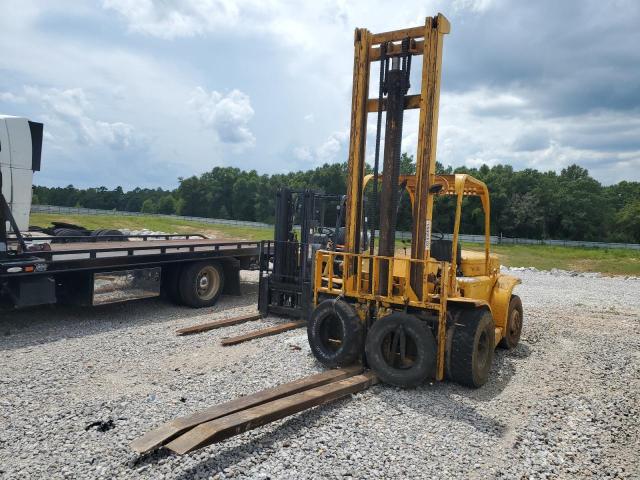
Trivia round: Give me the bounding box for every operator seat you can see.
[430,239,462,272]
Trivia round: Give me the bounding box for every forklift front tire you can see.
[365,313,436,388]
[307,299,363,368]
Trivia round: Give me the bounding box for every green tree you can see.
[140,199,157,214]
[157,195,176,214]
[614,200,640,242]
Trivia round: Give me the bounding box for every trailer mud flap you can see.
[221,259,241,296]
[8,275,56,307]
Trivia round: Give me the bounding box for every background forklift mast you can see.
[258,188,368,319]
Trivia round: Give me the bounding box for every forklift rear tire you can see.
[365,313,436,388]
[178,261,225,308]
[307,299,363,368]
[498,295,523,349]
[447,308,495,388]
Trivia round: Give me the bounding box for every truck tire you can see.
[365,312,436,388]
[52,228,88,242]
[447,308,495,388]
[498,295,523,349]
[178,261,225,308]
[91,229,125,241]
[307,299,363,368]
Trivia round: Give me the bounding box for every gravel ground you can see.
[1,269,638,479]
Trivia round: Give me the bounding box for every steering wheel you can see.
[432,227,445,241]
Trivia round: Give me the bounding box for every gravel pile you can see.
[0,270,638,479]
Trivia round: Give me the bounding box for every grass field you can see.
[462,242,640,276]
[30,213,640,276]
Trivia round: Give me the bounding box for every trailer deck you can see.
[0,233,261,308]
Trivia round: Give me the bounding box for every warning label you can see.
[425,220,432,250]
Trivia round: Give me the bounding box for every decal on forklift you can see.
[425,220,432,249]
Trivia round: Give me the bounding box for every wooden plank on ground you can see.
[176,313,262,336]
[129,366,362,454]
[166,372,378,454]
[220,321,305,346]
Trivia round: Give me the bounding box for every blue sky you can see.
[1,0,639,189]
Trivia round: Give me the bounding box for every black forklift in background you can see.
[258,188,369,319]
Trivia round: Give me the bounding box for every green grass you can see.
[462,242,640,276]
[30,213,640,276]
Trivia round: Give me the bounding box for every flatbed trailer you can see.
[0,229,260,309]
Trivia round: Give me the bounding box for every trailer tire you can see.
[498,295,523,349]
[365,313,436,388]
[178,261,225,308]
[447,308,495,388]
[308,299,363,368]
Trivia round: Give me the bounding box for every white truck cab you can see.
[0,115,43,232]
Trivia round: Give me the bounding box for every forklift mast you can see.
[343,14,449,295]
[259,188,351,319]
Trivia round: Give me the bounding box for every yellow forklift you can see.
[131,15,524,455]
[307,14,523,388]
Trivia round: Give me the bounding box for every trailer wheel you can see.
[447,308,495,388]
[178,261,225,308]
[307,299,363,368]
[365,313,436,388]
[498,295,523,349]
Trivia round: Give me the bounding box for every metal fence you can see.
[31,204,640,250]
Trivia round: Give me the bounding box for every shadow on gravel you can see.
[130,399,346,478]
[0,281,259,352]
[469,342,532,402]
[381,384,509,438]
[377,342,533,438]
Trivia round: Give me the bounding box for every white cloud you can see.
[1,0,638,188]
[21,86,137,150]
[452,0,497,13]
[189,87,255,148]
[316,130,348,161]
[102,0,268,39]
[0,92,26,103]
[293,146,312,162]
[292,130,349,166]
[433,87,640,184]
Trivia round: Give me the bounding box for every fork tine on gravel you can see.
[130,366,362,453]
[165,372,378,454]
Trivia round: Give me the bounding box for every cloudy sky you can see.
[1,0,639,189]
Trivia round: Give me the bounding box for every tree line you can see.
[33,155,640,243]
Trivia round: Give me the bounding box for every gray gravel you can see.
[1,269,638,479]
